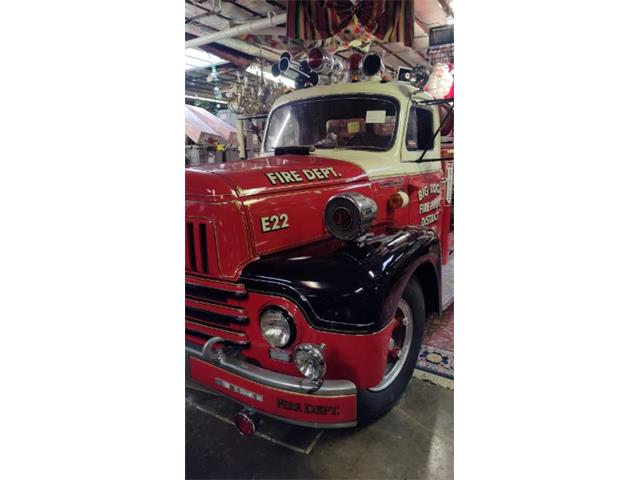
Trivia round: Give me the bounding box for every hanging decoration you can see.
[286,0,414,47]
[226,63,290,116]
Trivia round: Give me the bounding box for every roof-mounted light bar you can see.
[269,50,387,89]
[271,51,319,88]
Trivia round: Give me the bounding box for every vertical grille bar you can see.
[199,223,209,274]
[186,219,215,275]
[192,222,204,273]
[186,222,197,272]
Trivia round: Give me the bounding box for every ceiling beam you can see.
[185,0,232,22]
[227,1,265,18]
[265,0,286,10]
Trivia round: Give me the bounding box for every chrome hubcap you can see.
[368,298,413,392]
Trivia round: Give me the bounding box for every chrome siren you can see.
[360,53,385,78]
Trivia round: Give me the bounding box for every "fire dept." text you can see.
[265,168,341,185]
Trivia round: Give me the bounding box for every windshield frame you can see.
[261,93,401,154]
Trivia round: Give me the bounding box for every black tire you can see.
[357,277,425,425]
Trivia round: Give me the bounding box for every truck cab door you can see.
[402,106,445,240]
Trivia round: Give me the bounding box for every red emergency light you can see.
[346,52,363,82]
[308,47,324,71]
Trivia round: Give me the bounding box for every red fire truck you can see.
[186,54,453,434]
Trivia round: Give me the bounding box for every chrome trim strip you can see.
[186,342,356,396]
[185,274,247,295]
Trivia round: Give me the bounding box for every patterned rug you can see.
[415,304,454,389]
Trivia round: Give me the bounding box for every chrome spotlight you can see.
[409,65,430,89]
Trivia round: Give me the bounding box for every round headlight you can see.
[324,192,377,241]
[294,344,326,381]
[260,307,293,347]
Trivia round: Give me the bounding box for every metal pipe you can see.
[236,118,246,159]
[185,12,287,49]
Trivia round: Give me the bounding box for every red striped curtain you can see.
[287,0,414,46]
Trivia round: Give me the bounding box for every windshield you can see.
[264,95,398,152]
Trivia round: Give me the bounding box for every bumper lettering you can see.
[215,377,264,402]
[276,398,340,416]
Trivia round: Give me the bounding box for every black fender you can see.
[240,226,441,334]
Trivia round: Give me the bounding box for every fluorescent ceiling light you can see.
[246,64,296,88]
[185,48,227,71]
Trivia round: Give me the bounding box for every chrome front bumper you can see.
[185,342,355,396]
[185,342,358,428]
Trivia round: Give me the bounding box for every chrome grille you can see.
[185,274,249,347]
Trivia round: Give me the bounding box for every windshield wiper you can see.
[341,145,388,151]
[312,142,388,151]
[313,143,337,149]
[274,145,316,155]
[313,136,339,149]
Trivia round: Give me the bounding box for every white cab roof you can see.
[271,80,435,109]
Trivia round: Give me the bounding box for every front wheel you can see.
[357,277,425,425]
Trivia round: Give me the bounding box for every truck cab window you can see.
[406,107,434,151]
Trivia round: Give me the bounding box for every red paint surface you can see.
[187,291,396,388]
[186,155,368,200]
[186,155,371,279]
[189,357,357,424]
[186,202,254,280]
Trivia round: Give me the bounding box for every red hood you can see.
[185,155,373,280]
[185,155,369,201]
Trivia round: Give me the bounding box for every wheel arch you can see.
[241,227,442,334]
[412,259,441,317]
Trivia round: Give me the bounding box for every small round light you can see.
[389,191,409,209]
[233,410,258,436]
[308,48,324,70]
[294,344,326,381]
[260,307,293,347]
